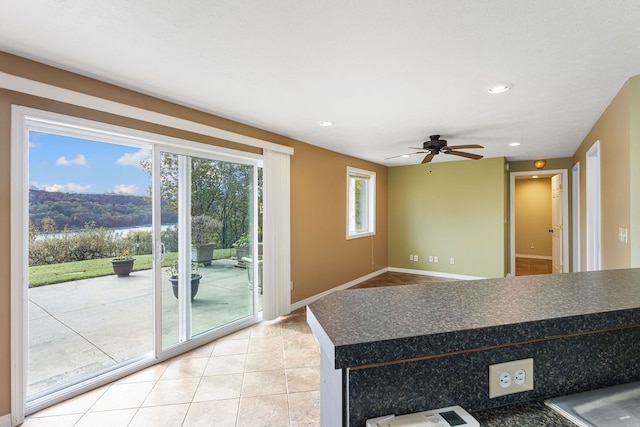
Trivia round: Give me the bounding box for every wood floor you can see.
[351,257,553,291]
[515,257,552,276]
[350,271,457,289]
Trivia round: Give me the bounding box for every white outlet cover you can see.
[489,358,534,398]
[499,372,511,388]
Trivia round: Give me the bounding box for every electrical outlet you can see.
[450,257,455,264]
[433,256,438,263]
[414,255,419,262]
[429,255,434,262]
[489,358,534,398]
[530,242,535,249]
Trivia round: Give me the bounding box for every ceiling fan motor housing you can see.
[423,135,447,152]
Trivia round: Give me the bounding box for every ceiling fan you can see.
[387,135,484,164]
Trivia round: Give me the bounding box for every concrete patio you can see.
[28,258,259,396]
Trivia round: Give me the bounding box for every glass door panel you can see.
[27,131,153,399]
[159,152,181,349]
[159,151,258,348]
[191,157,255,337]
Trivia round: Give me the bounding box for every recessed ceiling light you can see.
[532,175,539,179]
[509,142,521,147]
[487,84,514,94]
[319,121,333,127]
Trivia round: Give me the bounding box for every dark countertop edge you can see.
[329,308,640,368]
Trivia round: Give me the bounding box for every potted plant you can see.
[191,215,218,266]
[167,261,203,300]
[111,250,135,277]
[232,234,251,268]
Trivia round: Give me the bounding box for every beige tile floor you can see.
[24,309,320,427]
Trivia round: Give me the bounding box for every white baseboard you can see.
[388,267,485,281]
[290,267,388,312]
[0,414,11,427]
[515,254,552,260]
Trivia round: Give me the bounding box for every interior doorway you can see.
[510,169,569,276]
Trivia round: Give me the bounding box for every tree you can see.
[148,154,255,249]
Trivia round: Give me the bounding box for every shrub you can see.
[191,215,220,246]
[29,221,116,265]
[161,226,178,252]
[119,230,153,255]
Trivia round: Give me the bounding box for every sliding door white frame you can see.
[10,102,292,423]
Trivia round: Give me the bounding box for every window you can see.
[347,166,376,239]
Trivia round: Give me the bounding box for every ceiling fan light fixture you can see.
[487,83,513,94]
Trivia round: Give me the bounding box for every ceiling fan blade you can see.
[446,150,484,160]
[445,144,484,150]
[384,151,426,160]
[421,153,435,164]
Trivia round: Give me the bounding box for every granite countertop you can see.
[307,269,640,368]
[472,402,574,426]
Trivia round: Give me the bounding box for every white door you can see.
[551,174,563,274]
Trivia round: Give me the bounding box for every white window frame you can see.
[346,166,376,239]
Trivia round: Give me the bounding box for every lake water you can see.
[35,224,173,240]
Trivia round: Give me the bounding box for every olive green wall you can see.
[388,157,506,278]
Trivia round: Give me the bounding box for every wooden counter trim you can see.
[348,323,640,371]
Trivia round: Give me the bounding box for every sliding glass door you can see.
[158,150,259,350]
[15,108,262,415]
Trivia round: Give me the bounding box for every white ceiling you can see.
[2,0,640,166]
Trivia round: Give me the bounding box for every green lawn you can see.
[28,249,234,287]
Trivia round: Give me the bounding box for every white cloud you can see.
[112,184,140,195]
[117,149,151,169]
[56,154,88,167]
[37,183,93,193]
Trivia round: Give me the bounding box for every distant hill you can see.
[29,189,177,231]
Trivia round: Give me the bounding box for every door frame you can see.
[509,169,570,275]
[572,162,581,272]
[586,141,601,271]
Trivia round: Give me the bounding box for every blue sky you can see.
[29,131,152,196]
